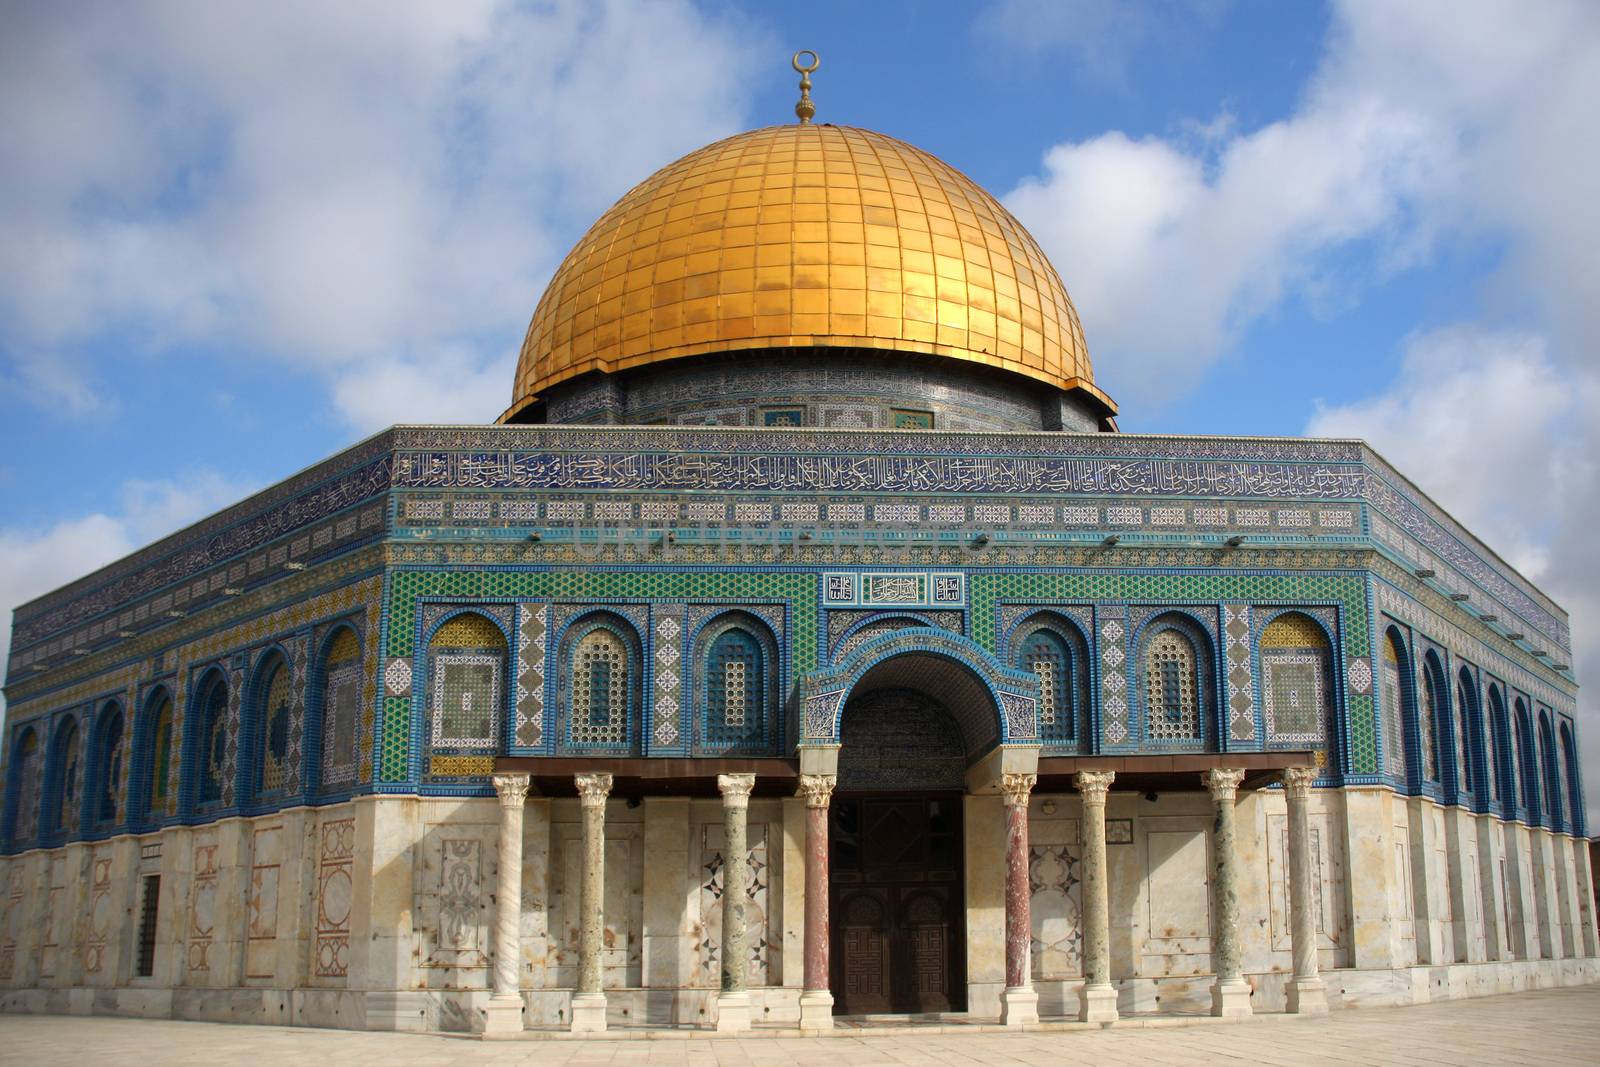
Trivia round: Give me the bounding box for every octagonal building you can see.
[1,105,1594,1034]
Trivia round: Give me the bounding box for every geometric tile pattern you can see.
[1098,610,1129,745]
[652,605,686,749]
[514,603,547,748]
[1223,604,1257,741]
[381,570,817,782]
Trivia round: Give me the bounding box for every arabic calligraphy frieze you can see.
[391,450,1365,499]
[1364,471,1567,650]
[388,425,1367,464]
[12,457,392,650]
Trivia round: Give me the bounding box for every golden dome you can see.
[502,123,1114,422]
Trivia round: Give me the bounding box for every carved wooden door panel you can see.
[830,794,965,1015]
[837,889,892,1014]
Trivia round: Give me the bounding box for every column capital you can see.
[717,773,757,809]
[797,773,836,809]
[1202,767,1246,801]
[492,772,530,810]
[575,772,613,807]
[1073,769,1115,804]
[1281,765,1317,800]
[1000,772,1036,808]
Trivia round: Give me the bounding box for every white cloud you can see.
[0,1,769,428]
[1005,69,1450,406]
[1307,328,1578,577]
[1008,0,1600,822]
[975,0,1229,86]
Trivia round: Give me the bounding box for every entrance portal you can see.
[830,687,967,1015]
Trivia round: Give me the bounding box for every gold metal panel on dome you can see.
[503,123,1114,422]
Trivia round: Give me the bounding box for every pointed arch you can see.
[1136,612,1215,749]
[1418,650,1448,786]
[693,610,780,756]
[1009,610,1091,752]
[1487,683,1510,809]
[136,687,177,824]
[3,725,42,849]
[44,714,84,840]
[184,668,231,813]
[1453,666,1483,806]
[1260,610,1335,749]
[424,610,511,775]
[1380,627,1415,784]
[313,624,364,794]
[245,649,294,804]
[1538,710,1562,832]
[90,701,127,831]
[557,611,644,754]
[1560,721,1584,836]
[1514,698,1539,822]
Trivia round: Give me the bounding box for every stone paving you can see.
[3,985,1598,1066]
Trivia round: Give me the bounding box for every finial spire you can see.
[792,50,819,124]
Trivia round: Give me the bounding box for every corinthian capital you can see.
[492,773,530,810]
[574,772,613,807]
[797,773,836,809]
[1202,767,1247,802]
[1073,769,1115,805]
[999,772,1036,808]
[1281,765,1317,801]
[717,773,757,809]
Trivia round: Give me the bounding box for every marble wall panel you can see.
[548,805,644,989]
[692,817,773,988]
[314,818,355,981]
[244,826,281,981]
[186,834,219,978]
[83,852,113,978]
[1141,819,1212,977]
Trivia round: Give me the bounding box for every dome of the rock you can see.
[501,123,1115,426]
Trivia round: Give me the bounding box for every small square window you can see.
[891,408,934,429]
[762,407,806,427]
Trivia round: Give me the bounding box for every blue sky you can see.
[2,1,1598,815]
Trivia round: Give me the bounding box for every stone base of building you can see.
[1287,975,1329,1014]
[1078,982,1119,1024]
[1212,977,1253,1018]
[999,986,1038,1026]
[569,993,607,1033]
[2,960,1597,1033]
[798,989,834,1030]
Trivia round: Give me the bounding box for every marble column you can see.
[485,772,530,1036]
[1074,770,1118,1024]
[571,772,612,1033]
[1000,772,1039,1025]
[716,773,756,1032]
[1282,767,1328,1014]
[1203,768,1251,1018]
[797,773,836,1030]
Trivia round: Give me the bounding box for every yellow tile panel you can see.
[505,123,1110,421]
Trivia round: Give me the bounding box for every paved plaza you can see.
[3,985,1598,1067]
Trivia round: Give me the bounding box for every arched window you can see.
[1014,616,1090,750]
[565,622,635,750]
[252,655,292,801]
[144,692,175,820]
[5,728,41,847]
[1139,615,1212,746]
[1380,631,1411,780]
[1418,660,1442,784]
[1453,670,1475,800]
[93,704,126,829]
[1488,685,1509,805]
[317,628,362,791]
[1515,700,1539,821]
[194,673,231,808]
[1561,723,1584,836]
[1260,612,1333,748]
[1538,711,1561,831]
[426,612,508,775]
[49,717,83,838]
[700,623,774,753]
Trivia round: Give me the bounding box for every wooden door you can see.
[830,794,964,1015]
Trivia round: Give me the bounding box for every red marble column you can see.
[1000,772,1038,1025]
[798,774,836,1030]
